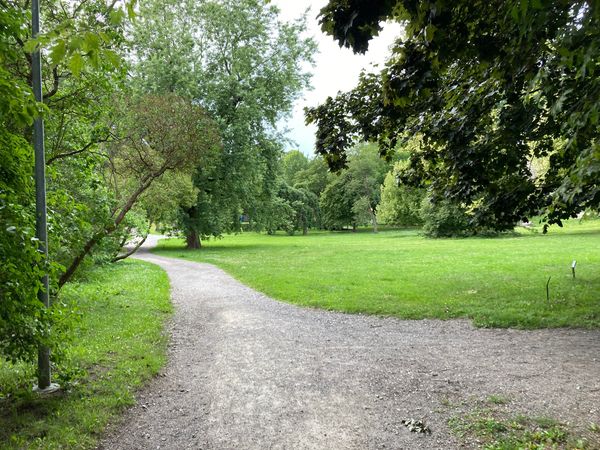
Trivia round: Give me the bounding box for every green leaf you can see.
[69,36,83,51]
[49,39,67,67]
[103,49,122,69]
[127,1,137,19]
[25,104,38,119]
[510,5,520,22]
[520,0,528,18]
[98,32,111,43]
[69,52,84,77]
[109,9,126,26]
[424,25,436,43]
[83,32,101,53]
[23,39,38,53]
[88,50,99,68]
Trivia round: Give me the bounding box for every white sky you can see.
[271,0,401,156]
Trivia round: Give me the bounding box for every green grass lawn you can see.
[153,219,600,329]
[0,259,172,449]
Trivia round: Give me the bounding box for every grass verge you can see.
[152,219,600,329]
[448,401,598,449]
[0,259,172,449]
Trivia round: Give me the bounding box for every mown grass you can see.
[0,259,172,449]
[153,219,600,328]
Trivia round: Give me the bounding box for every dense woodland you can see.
[1,0,599,370]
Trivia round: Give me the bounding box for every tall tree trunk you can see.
[186,230,201,249]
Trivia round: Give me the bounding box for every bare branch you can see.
[47,135,112,164]
[44,66,60,99]
[112,226,151,263]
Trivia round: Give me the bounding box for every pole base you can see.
[33,383,60,395]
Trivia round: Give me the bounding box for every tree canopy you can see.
[306,0,599,230]
[1,0,136,362]
[131,0,316,247]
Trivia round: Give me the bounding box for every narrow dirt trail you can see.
[99,237,600,449]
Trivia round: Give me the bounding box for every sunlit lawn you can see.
[153,219,600,328]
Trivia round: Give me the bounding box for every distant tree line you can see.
[261,138,524,238]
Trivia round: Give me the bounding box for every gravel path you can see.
[99,237,600,449]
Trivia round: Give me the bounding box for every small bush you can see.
[420,197,471,237]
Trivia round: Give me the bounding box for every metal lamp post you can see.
[32,0,59,394]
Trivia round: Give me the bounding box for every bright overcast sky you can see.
[271,0,401,157]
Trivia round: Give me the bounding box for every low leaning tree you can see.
[58,93,220,287]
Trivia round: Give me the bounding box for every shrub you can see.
[420,196,471,237]
[0,131,54,362]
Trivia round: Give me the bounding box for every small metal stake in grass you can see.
[546,276,551,303]
[571,260,577,279]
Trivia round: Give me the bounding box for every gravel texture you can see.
[99,236,600,449]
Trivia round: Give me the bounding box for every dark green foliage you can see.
[0,131,51,362]
[278,183,320,235]
[307,0,600,231]
[252,181,320,235]
[0,4,42,128]
[281,150,310,187]
[420,197,470,238]
[320,173,356,230]
[293,156,332,198]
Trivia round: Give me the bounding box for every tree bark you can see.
[186,230,201,249]
[112,230,149,262]
[371,210,378,233]
[58,231,104,288]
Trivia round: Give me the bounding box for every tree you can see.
[320,173,355,230]
[293,156,332,198]
[345,143,390,232]
[278,182,320,235]
[307,0,600,231]
[58,94,220,286]
[319,143,390,231]
[251,181,320,235]
[2,0,137,277]
[281,150,310,186]
[131,0,316,248]
[1,0,135,363]
[0,130,48,362]
[378,162,425,227]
